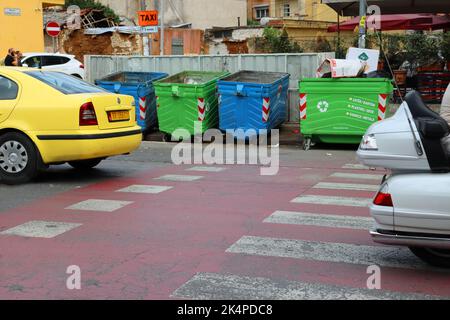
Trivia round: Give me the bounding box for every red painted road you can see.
[1,159,450,299]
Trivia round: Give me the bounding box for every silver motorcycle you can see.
[357,86,450,268]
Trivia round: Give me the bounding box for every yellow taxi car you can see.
[0,67,142,184]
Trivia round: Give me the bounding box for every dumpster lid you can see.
[97,72,167,84]
[221,70,289,84]
[158,71,226,85]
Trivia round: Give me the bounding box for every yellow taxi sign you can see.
[138,10,158,27]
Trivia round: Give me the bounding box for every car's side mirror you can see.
[22,63,28,68]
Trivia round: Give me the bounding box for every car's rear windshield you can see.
[24,71,105,94]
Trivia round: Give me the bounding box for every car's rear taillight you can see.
[79,102,98,126]
[80,64,84,69]
[373,191,393,207]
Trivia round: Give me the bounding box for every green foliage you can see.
[263,27,303,53]
[365,32,445,69]
[441,32,450,60]
[247,20,261,26]
[404,33,441,67]
[65,0,120,24]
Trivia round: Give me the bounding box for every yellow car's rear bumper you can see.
[32,127,143,163]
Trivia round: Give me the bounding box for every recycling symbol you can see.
[317,100,329,113]
[358,52,369,61]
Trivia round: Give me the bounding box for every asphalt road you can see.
[1,141,449,300]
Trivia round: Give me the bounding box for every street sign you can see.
[4,8,21,16]
[141,26,158,34]
[138,10,158,26]
[46,21,61,37]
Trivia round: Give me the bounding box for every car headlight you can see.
[360,134,378,151]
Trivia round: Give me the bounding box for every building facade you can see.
[248,0,271,21]
[0,0,65,56]
[271,0,339,21]
[98,0,247,29]
[248,0,340,22]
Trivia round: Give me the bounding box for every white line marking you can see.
[187,166,226,172]
[117,185,173,194]
[171,272,440,300]
[155,174,203,182]
[342,164,371,170]
[313,182,379,192]
[331,172,384,181]
[264,211,373,230]
[0,221,82,238]
[291,195,372,207]
[226,236,427,269]
[66,199,133,212]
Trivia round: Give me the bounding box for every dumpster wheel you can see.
[302,138,312,151]
[162,133,172,142]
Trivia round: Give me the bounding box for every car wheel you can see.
[409,247,450,268]
[71,74,82,79]
[68,158,102,170]
[0,132,38,185]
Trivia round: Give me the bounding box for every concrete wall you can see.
[150,29,206,55]
[0,0,65,56]
[85,52,335,123]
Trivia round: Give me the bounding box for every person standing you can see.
[4,48,16,66]
[14,51,23,67]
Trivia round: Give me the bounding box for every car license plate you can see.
[108,110,130,122]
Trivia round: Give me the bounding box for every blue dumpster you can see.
[95,71,168,132]
[218,70,290,138]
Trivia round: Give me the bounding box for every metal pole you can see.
[358,0,366,48]
[160,0,165,56]
[140,0,150,56]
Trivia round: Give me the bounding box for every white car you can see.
[21,53,85,79]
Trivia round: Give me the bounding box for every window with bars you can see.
[283,4,290,17]
[255,6,269,20]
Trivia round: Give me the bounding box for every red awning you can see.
[328,14,450,32]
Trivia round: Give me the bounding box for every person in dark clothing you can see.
[4,48,16,66]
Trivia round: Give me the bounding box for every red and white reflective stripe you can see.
[139,97,146,120]
[378,94,387,121]
[198,98,206,122]
[262,97,270,123]
[299,93,307,120]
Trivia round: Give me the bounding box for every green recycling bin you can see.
[154,71,230,137]
[299,78,393,149]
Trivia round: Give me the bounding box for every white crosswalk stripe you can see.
[187,166,226,172]
[226,236,427,269]
[291,195,372,207]
[0,221,82,239]
[172,272,440,300]
[313,182,379,192]
[330,172,384,181]
[66,199,133,212]
[342,163,372,170]
[264,211,373,230]
[117,185,173,194]
[155,174,203,182]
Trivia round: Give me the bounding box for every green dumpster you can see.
[299,78,394,149]
[154,71,230,137]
